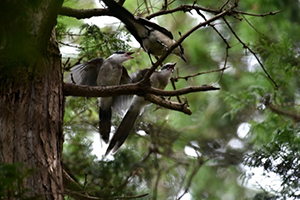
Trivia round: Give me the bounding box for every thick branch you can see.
[64,83,219,97]
[263,94,300,122]
[144,94,192,115]
[64,83,219,115]
[267,103,300,122]
[59,6,112,19]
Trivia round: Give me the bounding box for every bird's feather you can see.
[105,105,140,156]
[99,103,112,144]
[66,57,104,86]
[136,17,173,39]
[102,0,173,47]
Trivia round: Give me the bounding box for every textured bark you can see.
[0,47,64,199]
[0,0,64,199]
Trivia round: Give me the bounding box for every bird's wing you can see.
[112,66,133,113]
[66,57,104,86]
[136,17,174,39]
[130,68,150,83]
[105,104,140,156]
[99,101,112,144]
[102,0,174,47]
[120,66,132,85]
[112,68,150,114]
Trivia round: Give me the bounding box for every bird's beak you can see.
[126,52,134,59]
[181,54,187,62]
[169,62,176,72]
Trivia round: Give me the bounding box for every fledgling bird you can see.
[66,51,134,143]
[101,0,186,63]
[105,62,176,156]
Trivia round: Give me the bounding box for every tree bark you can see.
[0,0,64,199]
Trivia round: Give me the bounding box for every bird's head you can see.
[161,62,176,73]
[110,51,134,63]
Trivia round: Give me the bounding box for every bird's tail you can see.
[99,106,112,143]
[105,106,140,156]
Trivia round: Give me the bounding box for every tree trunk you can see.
[0,0,64,199]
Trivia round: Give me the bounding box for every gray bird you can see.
[105,62,176,155]
[66,51,134,143]
[101,0,186,63]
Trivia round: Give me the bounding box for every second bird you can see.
[105,62,176,155]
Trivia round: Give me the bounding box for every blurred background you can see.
[59,0,300,199]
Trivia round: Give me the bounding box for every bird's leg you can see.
[148,52,155,66]
[70,73,77,84]
[154,56,163,67]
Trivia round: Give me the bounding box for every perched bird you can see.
[101,0,186,63]
[105,62,176,155]
[66,51,134,143]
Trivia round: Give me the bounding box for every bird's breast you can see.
[97,64,123,86]
[143,30,175,56]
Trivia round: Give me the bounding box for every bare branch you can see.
[194,9,230,48]
[222,17,279,89]
[59,6,112,19]
[146,4,281,20]
[146,4,220,19]
[268,104,300,122]
[173,67,229,81]
[241,14,269,38]
[64,83,219,115]
[144,93,192,115]
[234,9,282,17]
[263,95,300,122]
[64,82,220,97]
[170,77,182,103]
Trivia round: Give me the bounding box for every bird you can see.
[105,62,176,156]
[66,51,134,143]
[101,0,186,63]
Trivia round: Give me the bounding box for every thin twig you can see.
[215,47,230,83]
[222,17,278,89]
[195,9,230,48]
[170,77,182,103]
[174,67,229,81]
[241,14,269,38]
[146,4,281,20]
